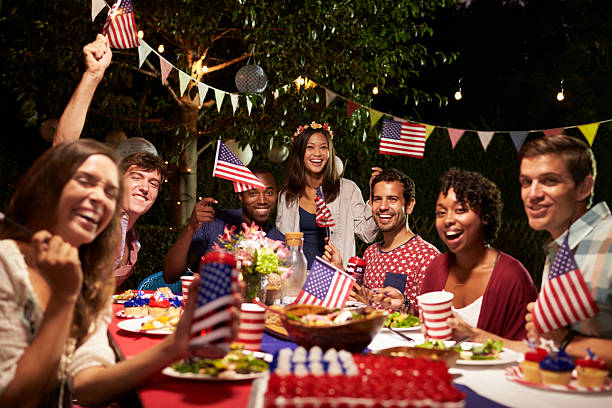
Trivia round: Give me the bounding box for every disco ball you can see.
[235,64,268,93]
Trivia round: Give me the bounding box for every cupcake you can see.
[575,349,608,387]
[148,297,171,317]
[520,347,548,383]
[539,350,575,386]
[168,297,183,317]
[123,296,148,317]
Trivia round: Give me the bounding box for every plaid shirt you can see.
[542,202,612,338]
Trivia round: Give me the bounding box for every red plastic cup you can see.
[236,303,266,351]
[417,291,454,340]
[180,275,195,302]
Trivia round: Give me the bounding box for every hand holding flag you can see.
[102,0,140,49]
[532,233,599,334]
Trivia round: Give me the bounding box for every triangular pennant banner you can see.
[477,131,495,151]
[214,89,225,112]
[197,82,209,105]
[542,128,565,137]
[578,123,600,146]
[230,94,239,115]
[447,128,465,149]
[325,89,338,108]
[369,109,384,129]
[92,0,106,22]
[346,101,360,118]
[425,125,435,140]
[159,56,173,85]
[246,96,253,115]
[509,131,528,151]
[178,71,191,97]
[137,40,152,68]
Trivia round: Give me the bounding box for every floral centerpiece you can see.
[214,222,292,301]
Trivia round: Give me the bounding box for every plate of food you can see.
[505,366,612,392]
[116,316,178,335]
[162,348,272,381]
[381,311,421,332]
[414,339,520,366]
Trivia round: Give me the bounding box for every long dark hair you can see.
[281,125,340,204]
[0,139,122,345]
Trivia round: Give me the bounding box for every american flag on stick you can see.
[294,256,355,308]
[213,140,266,193]
[102,0,139,49]
[315,186,335,227]
[379,119,427,158]
[188,259,235,352]
[532,233,599,334]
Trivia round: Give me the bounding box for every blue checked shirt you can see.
[542,202,612,338]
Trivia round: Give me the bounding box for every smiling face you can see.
[239,172,277,226]
[372,181,414,233]
[435,188,485,254]
[519,153,592,239]
[53,154,119,247]
[121,165,162,219]
[303,132,329,175]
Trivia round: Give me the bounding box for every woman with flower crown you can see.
[276,122,378,269]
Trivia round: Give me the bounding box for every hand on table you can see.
[349,283,372,305]
[83,34,112,80]
[188,197,217,231]
[371,286,404,310]
[32,230,83,301]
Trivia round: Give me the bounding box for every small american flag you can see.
[379,119,426,158]
[294,256,355,308]
[213,140,266,193]
[102,0,139,49]
[188,258,235,351]
[532,233,599,334]
[315,186,336,227]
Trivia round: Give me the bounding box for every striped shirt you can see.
[542,202,612,338]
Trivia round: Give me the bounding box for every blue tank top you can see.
[299,206,327,270]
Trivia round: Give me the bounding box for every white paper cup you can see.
[237,303,266,351]
[418,291,454,340]
[180,275,195,302]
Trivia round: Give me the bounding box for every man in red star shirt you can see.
[324,168,439,312]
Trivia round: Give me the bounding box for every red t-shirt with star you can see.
[363,235,440,311]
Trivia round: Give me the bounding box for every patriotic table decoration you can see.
[294,256,355,308]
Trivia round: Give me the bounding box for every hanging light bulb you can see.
[137,30,144,39]
[454,77,463,100]
[556,79,565,102]
[372,86,379,95]
[158,44,165,53]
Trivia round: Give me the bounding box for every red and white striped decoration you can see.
[237,303,266,351]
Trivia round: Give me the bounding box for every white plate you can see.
[162,351,272,381]
[454,341,521,366]
[505,366,612,392]
[344,301,368,309]
[116,317,174,335]
[382,325,422,333]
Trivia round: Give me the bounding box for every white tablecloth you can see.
[368,332,612,408]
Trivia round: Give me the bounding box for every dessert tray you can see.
[505,366,612,392]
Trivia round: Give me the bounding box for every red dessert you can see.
[265,354,465,408]
[576,354,608,387]
[148,298,171,317]
[520,347,548,383]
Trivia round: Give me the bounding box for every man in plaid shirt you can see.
[521,134,612,367]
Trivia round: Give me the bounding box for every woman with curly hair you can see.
[0,140,221,407]
[420,168,537,340]
[276,122,378,269]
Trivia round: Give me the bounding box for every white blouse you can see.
[452,295,483,328]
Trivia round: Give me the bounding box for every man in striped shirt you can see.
[521,134,612,367]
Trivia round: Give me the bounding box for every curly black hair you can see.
[439,168,503,245]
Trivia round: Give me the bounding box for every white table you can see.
[368,332,612,408]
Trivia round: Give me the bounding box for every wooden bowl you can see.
[279,304,387,353]
[373,346,460,367]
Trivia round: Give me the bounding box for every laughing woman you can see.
[420,168,537,340]
[0,140,224,407]
[276,122,378,269]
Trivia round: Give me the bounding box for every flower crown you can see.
[293,122,334,141]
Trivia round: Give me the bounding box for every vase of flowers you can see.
[214,222,292,302]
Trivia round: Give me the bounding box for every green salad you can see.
[415,338,504,360]
[171,349,269,377]
[415,339,448,350]
[385,312,420,328]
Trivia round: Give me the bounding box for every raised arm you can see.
[54,35,112,146]
[163,198,216,283]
